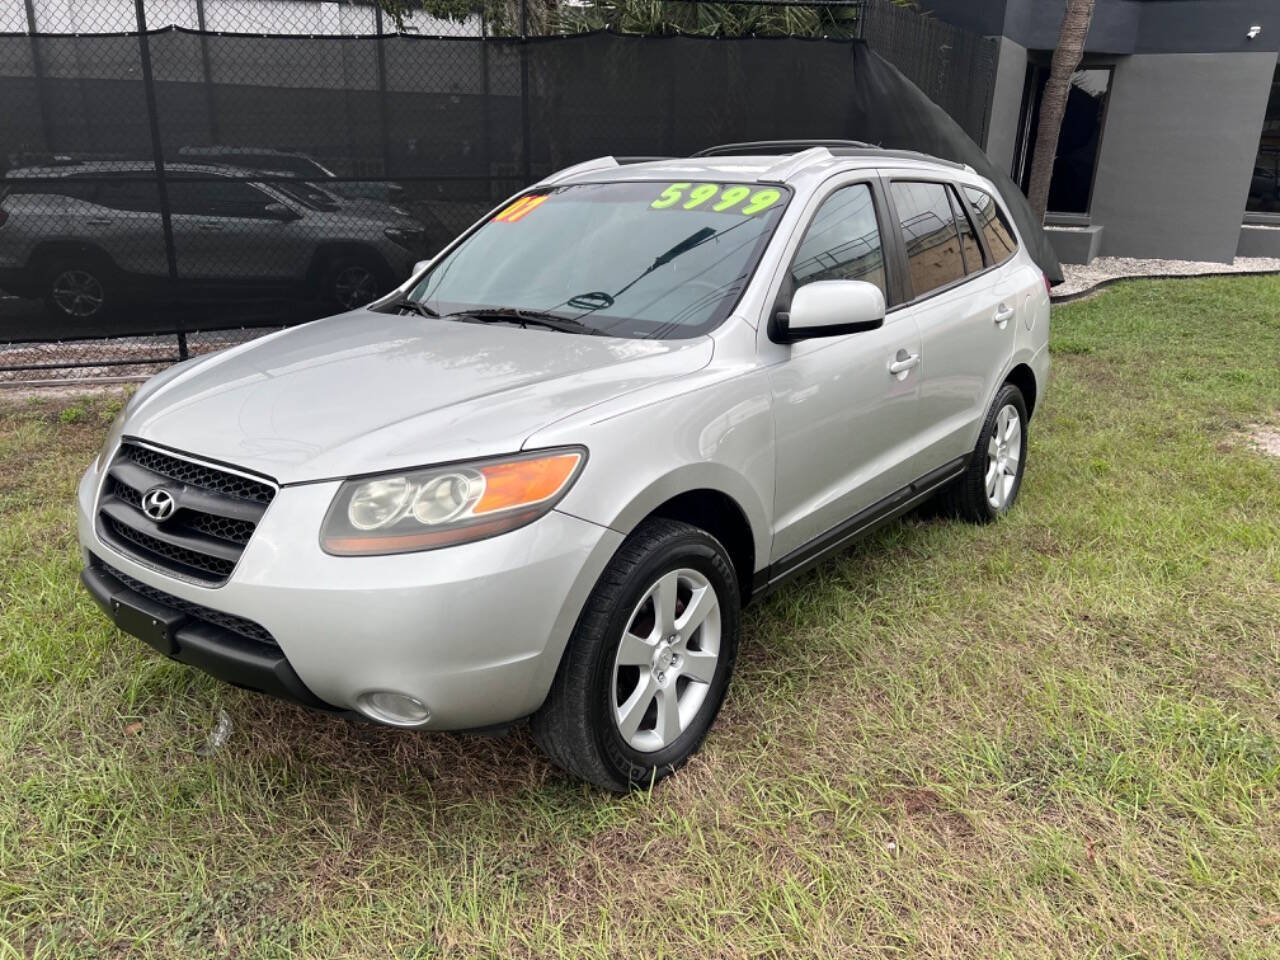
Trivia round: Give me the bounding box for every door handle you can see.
[993,303,1015,326]
[888,352,920,376]
[85,218,112,226]
[196,223,224,232]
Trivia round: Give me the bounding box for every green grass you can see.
[2,275,1279,958]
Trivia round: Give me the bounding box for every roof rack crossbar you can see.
[693,139,876,157]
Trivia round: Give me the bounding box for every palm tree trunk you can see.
[1026,0,1097,222]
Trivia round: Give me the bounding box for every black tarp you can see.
[0,29,1058,345]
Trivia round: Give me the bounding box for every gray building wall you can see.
[1087,52,1276,262]
[916,0,1279,55]
[919,0,1279,263]
[985,37,1028,172]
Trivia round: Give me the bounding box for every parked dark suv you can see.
[0,161,426,322]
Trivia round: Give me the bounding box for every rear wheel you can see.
[43,259,114,322]
[532,518,740,791]
[942,381,1029,523]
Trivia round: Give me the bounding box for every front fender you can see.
[525,369,776,575]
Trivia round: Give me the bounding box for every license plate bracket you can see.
[110,589,186,656]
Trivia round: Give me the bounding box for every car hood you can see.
[125,310,712,483]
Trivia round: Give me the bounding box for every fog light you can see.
[358,690,431,727]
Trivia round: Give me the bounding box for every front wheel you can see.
[532,518,740,792]
[322,255,387,311]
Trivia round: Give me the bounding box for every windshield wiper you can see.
[453,307,605,336]
[394,297,439,318]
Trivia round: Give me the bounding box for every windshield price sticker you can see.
[493,194,549,223]
[650,183,782,216]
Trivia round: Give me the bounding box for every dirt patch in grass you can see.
[1249,425,1280,458]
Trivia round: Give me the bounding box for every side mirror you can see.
[412,258,433,276]
[773,280,886,343]
[263,202,300,221]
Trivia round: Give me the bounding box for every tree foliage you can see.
[376,0,866,39]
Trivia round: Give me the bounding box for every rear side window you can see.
[790,182,886,299]
[963,187,1018,264]
[890,181,966,298]
[96,177,162,213]
[948,186,984,273]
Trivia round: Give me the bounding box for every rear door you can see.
[884,178,1017,467]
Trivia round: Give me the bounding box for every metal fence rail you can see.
[0,0,996,384]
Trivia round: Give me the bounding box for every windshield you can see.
[406,180,790,339]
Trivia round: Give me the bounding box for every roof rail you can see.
[758,147,836,183]
[693,139,875,157]
[693,140,971,173]
[535,155,620,186]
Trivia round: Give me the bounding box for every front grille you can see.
[92,555,277,648]
[124,444,275,504]
[96,441,276,586]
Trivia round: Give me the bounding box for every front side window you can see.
[167,179,277,218]
[789,182,886,299]
[407,180,790,339]
[890,181,966,299]
[964,187,1018,265]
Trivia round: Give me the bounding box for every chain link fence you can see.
[0,0,996,383]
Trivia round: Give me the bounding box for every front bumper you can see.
[76,457,623,729]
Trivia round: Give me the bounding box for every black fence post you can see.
[520,0,532,184]
[134,0,187,361]
[195,0,220,143]
[23,0,57,155]
[374,6,392,181]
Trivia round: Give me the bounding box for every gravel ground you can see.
[0,328,273,388]
[1053,255,1280,299]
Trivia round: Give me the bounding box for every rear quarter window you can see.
[963,187,1018,265]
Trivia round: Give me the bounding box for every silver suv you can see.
[76,144,1050,791]
[0,161,425,321]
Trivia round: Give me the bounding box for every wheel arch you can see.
[28,240,119,274]
[586,461,770,605]
[1004,361,1038,419]
[304,242,393,288]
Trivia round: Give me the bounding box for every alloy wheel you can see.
[333,265,377,309]
[985,403,1022,510]
[51,269,104,318]
[611,568,722,753]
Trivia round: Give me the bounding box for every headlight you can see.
[320,447,586,556]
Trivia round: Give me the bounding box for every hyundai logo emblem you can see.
[141,487,177,522]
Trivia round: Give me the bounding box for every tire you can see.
[322,255,388,311]
[532,518,741,792]
[941,381,1029,523]
[42,257,115,323]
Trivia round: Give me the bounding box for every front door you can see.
[768,180,928,560]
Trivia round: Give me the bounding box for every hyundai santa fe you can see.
[77,142,1050,791]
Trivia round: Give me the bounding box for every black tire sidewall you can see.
[975,383,1029,519]
[588,531,740,786]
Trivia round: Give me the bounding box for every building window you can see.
[1012,65,1112,216]
[1247,63,1280,214]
